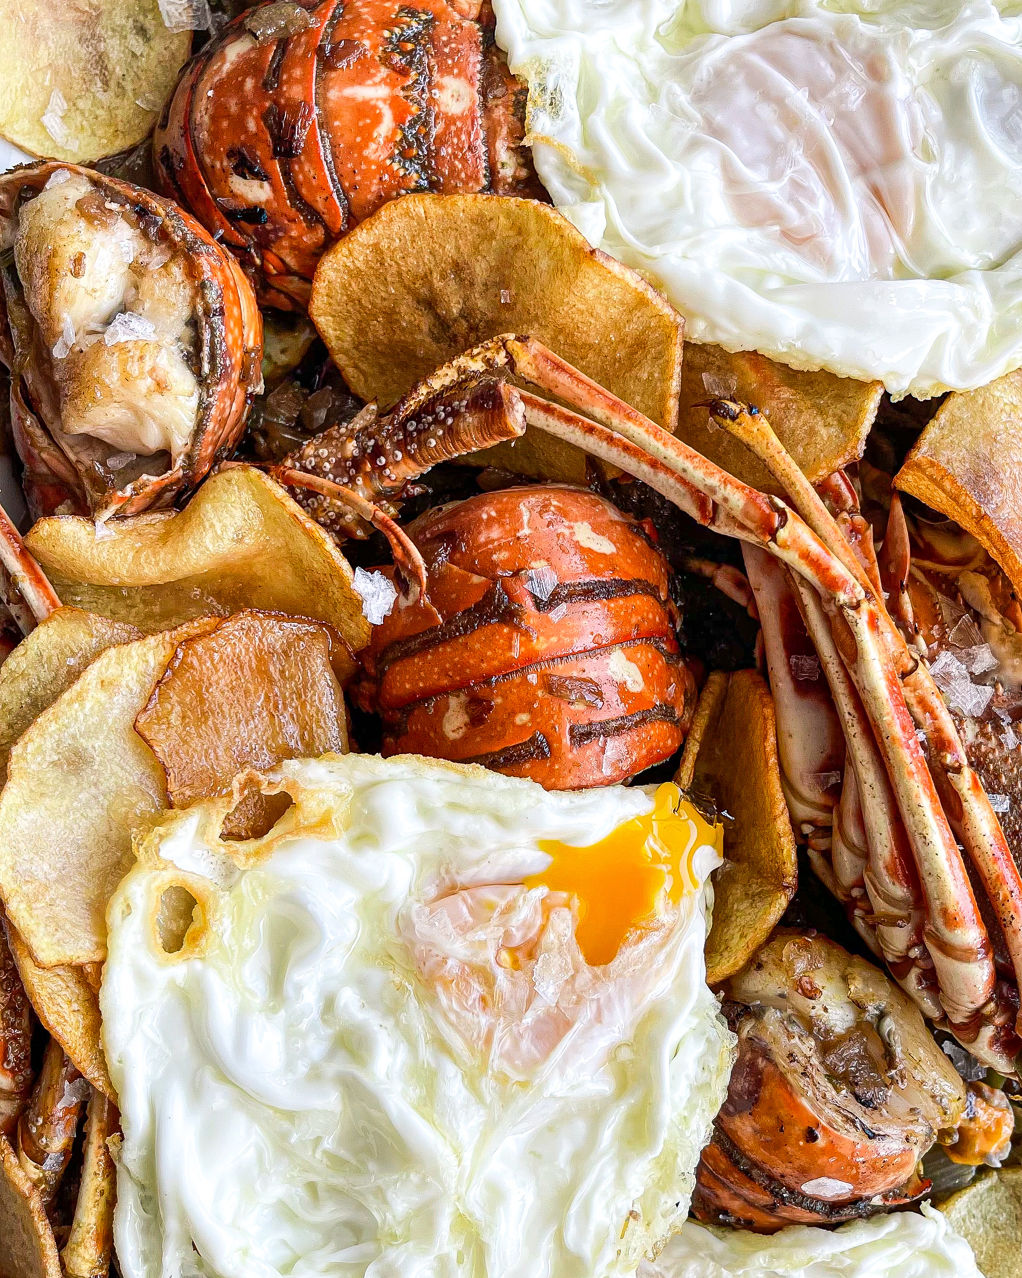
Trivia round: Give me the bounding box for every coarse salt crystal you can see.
[44,168,72,189]
[949,613,985,651]
[524,565,557,603]
[957,643,998,675]
[789,653,820,681]
[988,793,1011,813]
[158,0,211,32]
[547,602,567,622]
[801,1177,854,1199]
[41,90,72,148]
[52,316,75,360]
[701,371,738,399]
[104,312,157,345]
[352,567,397,626]
[929,649,994,717]
[106,452,134,471]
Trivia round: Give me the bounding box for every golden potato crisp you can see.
[25,467,369,672]
[678,343,882,491]
[676,670,798,984]
[309,195,684,484]
[0,620,216,969]
[0,1131,60,1278]
[0,608,140,783]
[897,370,1022,596]
[0,1,191,164]
[5,923,112,1101]
[942,1168,1022,1278]
[136,612,349,840]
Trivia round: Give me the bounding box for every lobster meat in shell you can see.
[693,930,965,1231]
[0,163,262,520]
[282,324,1022,1073]
[155,0,538,308]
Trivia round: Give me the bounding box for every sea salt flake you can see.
[106,452,134,471]
[41,90,72,148]
[988,793,1011,814]
[352,567,397,626]
[701,372,737,400]
[949,614,985,650]
[789,653,820,681]
[44,168,72,189]
[523,565,557,604]
[547,603,567,622]
[52,316,75,360]
[1001,724,1019,751]
[929,649,994,716]
[957,642,998,675]
[104,313,157,345]
[158,0,211,31]
[801,1177,854,1199]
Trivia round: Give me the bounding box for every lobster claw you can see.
[0,163,263,520]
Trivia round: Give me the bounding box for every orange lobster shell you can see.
[357,485,697,789]
[155,0,537,308]
[0,163,262,519]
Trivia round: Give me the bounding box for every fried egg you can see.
[492,0,1022,396]
[102,754,733,1278]
[640,1203,982,1278]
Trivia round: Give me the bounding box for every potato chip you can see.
[0,1131,60,1278]
[678,343,882,491]
[309,195,684,484]
[0,1,191,164]
[676,670,798,984]
[25,467,369,672]
[941,1168,1022,1278]
[0,620,216,969]
[135,612,349,840]
[0,608,140,783]
[5,924,112,1101]
[897,370,1022,597]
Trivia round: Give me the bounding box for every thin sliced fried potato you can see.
[0,1132,60,1278]
[679,343,882,490]
[941,1168,1022,1278]
[897,370,1022,596]
[136,611,349,839]
[0,608,140,782]
[25,467,369,672]
[0,620,216,969]
[676,670,797,984]
[60,1090,116,1278]
[5,924,112,1101]
[0,1,191,164]
[309,196,684,481]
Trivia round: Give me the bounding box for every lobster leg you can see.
[17,1038,90,1207]
[61,1089,117,1278]
[0,501,60,631]
[712,399,1022,1055]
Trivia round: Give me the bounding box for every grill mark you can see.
[383,6,437,189]
[262,37,288,92]
[382,637,684,730]
[568,703,681,748]
[314,1,351,228]
[459,732,551,771]
[709,1126,881,1223]
[377,575,671,672]
[536,577,665,612]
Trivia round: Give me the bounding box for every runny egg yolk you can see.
[526,783,721,966]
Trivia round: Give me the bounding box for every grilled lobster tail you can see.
[693,931,966,1231]
[155,0,539,308]
[357,485,697,788]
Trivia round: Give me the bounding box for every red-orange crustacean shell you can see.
[155,0,536,308]
[358,485,697,789]
[0,162,263,519]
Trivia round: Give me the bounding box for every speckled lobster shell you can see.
[154,0,537,308]
[0,162,263,519]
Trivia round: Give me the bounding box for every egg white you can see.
[492,0,1022,396]
[101,754,734,1278]
[639,1203,982,1278]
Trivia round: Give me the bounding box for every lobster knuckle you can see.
[154,0,538,307]
[0,163,262,520]
[358,485,696,789]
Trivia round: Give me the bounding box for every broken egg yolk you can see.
[526,783,721,966]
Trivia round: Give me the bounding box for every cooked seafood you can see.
[0,163,262,519]
[357,484,697,788]
[693,930,965,1231]
[155,0,537,307]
